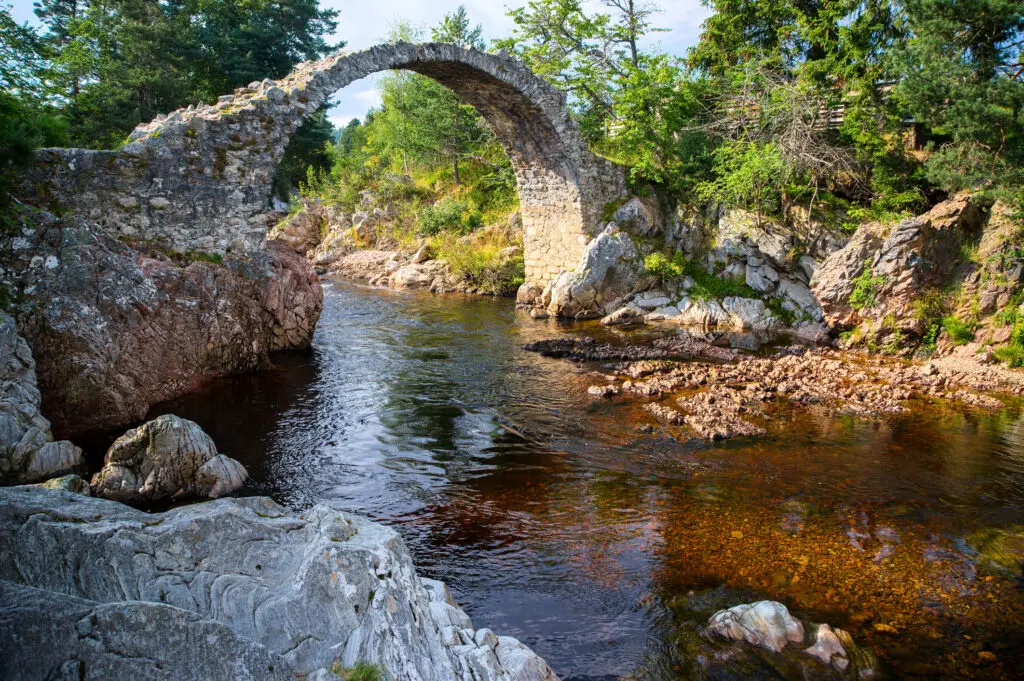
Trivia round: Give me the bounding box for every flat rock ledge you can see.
[0,486,558,681]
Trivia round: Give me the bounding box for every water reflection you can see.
[142,279,1024,680]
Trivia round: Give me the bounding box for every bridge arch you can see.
[26,43,625,286]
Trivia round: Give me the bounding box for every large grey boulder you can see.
[544,225,641,319]
[0,487,558,681]
[91,414,247,502]
[0,210,323,436]
[722,297,781,331]
[812,193,989,329]
[0,580,290,681]
[0,311,82,484]
[613,197,661,236]
[675,298,731,328]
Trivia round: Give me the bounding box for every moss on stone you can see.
[213,147,228,179]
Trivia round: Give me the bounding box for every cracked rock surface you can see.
[0,486,558,681]
[0,311,82,483]
[0,211,322,435]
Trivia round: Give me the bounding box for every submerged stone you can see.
[707,600,805,653]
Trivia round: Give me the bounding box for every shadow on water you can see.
[94,278,1024,680]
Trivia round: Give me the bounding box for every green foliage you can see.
[419,198,480,236]
[696,141,786,217]
[881,328,906,355]
[329,661,383,681]
[366,70,502,189]
[921,321,941,353]
[0,90,66,203]
[643,251,685,281]
[433,225,525,295]
[431,5,486,50]
[0,7,67,205]
[765,295,797,325]
[995,316,1024,366]
[849,261,885,310]
[682,258,760,301]
[941,316,976,345]
[22,0,339,188]
[643,251,762,302]
[892,0,1024,194]
[184,251,224,265]
[273,106,335,200]
[497,0,706,192]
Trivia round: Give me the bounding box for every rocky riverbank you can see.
[0,486,558,681]
[526,333,1024,442]
[0,304,560,681]
[272,198,526,297]
[0,208,322,435]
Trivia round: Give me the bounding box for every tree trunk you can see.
[452,154,461,186]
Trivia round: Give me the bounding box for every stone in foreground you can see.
[707,601,805,653]
[91,414,247,502]
[0,486,558,681]
[0,579,290,681]
[0,311,83,484]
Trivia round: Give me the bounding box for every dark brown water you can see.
[136,280,1024,680]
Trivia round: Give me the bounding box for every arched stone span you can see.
[25,43,626,285]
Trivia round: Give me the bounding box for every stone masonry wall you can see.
[21,43,625,286]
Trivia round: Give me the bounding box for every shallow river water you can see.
[128,280,1024,680]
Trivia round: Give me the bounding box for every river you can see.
[131,279,1024,680]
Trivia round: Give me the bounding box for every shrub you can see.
[644,252,683,280]
[849,261,885,310]
[921,321,941,353]
[941,316,975,345]
[329,662,383,681]
[994,345,1024,368]
[683,259,759,301]
[766,295,797,325]
[993,316,1024,367]
[418,198,481,236]
[434,225,524,295]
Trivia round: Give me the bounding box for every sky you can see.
[9,0,711,127]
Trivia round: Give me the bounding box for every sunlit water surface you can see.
[105,280,1024,680]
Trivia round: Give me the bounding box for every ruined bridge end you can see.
[20,43,626,284]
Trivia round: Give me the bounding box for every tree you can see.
[498,0,701,191]
[368,72,493,186]
[364,11,507,188]
[688,0,799,78]
[892,0,1024,192]
[33,0,90,99]
[188,0,340,101]
[35,0,339,152]
[0,5,66,207]
[431,5,485,50]
[496,0,665,137]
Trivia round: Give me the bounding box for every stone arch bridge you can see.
[26,43,625,285]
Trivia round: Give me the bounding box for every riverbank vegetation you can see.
[3,0,1022,216]
[2,0,1023,316]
